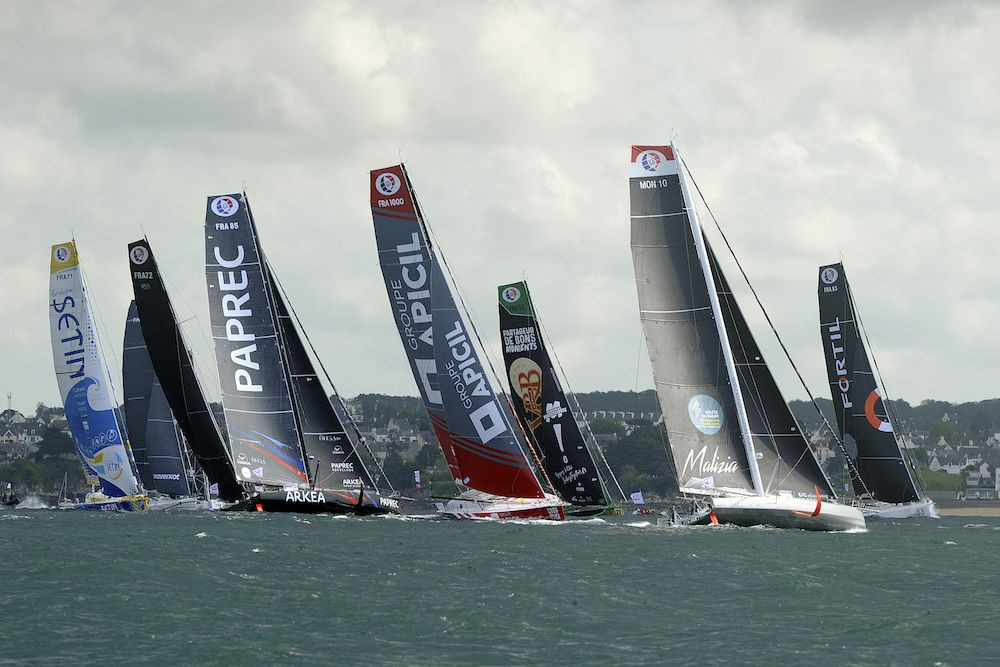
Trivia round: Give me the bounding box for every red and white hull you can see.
[435,490,565,521]
[710,493,866,531]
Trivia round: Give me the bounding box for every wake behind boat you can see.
[628,144,865,532]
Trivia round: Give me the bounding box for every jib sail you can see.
[145,380,192,497]
[123,300,154,489]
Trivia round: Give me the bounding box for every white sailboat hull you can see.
[147,496,212,512]
[435,490,566,521]
[710,494,866,531]
[861,497,938,519]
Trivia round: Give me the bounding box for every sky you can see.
[2,0,998,413]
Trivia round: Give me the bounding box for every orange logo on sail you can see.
[509,357,543,429]
[864,388,893,433]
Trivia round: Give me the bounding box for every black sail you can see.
[203,194,309,489]
[707,242,835,497]
[817,263,920,503]
[267,263,379,493]
[628,145,756,495]
[145,380,192,497]
[498,280,610,507]
[122,301,154,489]
[128,238,243,501]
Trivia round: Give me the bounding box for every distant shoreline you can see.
[937,506,1000,517]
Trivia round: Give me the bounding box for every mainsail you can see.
[371,164,545,499]
[629,145,834,498]
[145,380,192,496]
[498,280,612,506]
[203,194,308,488]
[49,241,142,498]
[128,239,243,501]
[123,301,154,489]
[817,263,920,503]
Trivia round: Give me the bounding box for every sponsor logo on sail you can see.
[821,267,839,285]
[501,286,521,303]
[330,462,354,473]
[286,489,326,503]
[375,172,401,196]
[211,196,239,217]
[682,446,739,478]
[241,466,251,479]
[509,357,543,429]
[53,245,72,263]
[130,246,149,265]
[826,318,852,409]
[688,395,723,435]
[639,150,665,173]
[864,387,894,433]
[153,473,182,481]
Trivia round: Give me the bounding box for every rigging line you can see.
[267,264,395,495]
[532,281,628,504]
[683,156,864,499]
[159,259,223,401]
[845,272,924,494]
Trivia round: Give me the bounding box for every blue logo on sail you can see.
[688,395,724,435]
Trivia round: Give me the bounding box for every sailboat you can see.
[817,262,938,519]
[48,241,148,512]
[128,239,244,506]
[370,164,565,520]
[498,280,627,516]
[122,302,205,511]
[628,145,865,531]
[2,482,20,507]
[204,193,399,514]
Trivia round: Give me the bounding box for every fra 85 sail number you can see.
[377,197,405,207]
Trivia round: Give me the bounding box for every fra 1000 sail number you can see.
[377,197,405,207]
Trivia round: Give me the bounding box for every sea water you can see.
[0,511,996,665]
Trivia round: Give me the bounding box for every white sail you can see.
[49,241,141,498]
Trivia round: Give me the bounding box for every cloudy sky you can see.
[2,0,997,413]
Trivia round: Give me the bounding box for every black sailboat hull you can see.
[223,490,400,516]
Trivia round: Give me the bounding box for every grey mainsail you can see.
[145,380,192,497]
[818,262,920,503]
[629,146,756,495]
[629,144,835,499]
[122,301,154,489]
[204,194,308,488]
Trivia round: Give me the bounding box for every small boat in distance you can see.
[628,144,865,531]
[370,165,564,520]
[48,241,148,512]
[2,482,20,508]
[498,280,627,516]
[817,262,938,519]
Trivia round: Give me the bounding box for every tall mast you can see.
[674,143,764,496]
